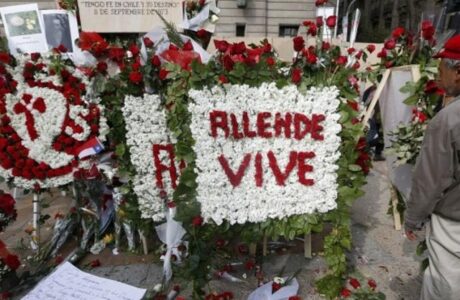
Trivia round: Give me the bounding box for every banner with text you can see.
[77,0,182,32]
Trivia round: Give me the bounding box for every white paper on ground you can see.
[247,278,299,300]
[22,262,146,300]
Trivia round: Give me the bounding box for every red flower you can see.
[96,62,108,73]
[412,108,427,123]
[160,49,201,70]
[316,16,324,27]
[30,53,41,61]
[307,23,318,36]
[272,282,282,293]
[230,42,246,55]
[384,39,396,50]
[347,47,355,55]
[340,288,352,297]
[159,68,169,80]
[223,55,235,71]
[368,279,377,290]
[352,62,360,69]
[422,21,435,41]
[347,100,359,111]
[385,61,394,68]
[57,44,68,53]
[266,57,275,66]
[129,71,143,84]
[151,55,161,67]
[307,53,318,64]
[322,42,331,51]
[214,40,229,52]
[0,194,16,215]
[143,37,154,48]
[90,259,101,268]
[108,47,125,63]
[215,239,226,248]
[244,259,255,270]
[315,0,327,6]
[167,201,176,208]
[196,29,208,39]
[355,50,363,59]
[78,32,108,56]
[183,40,194,51]
[4,254,20,270]
[349,278,361,289]
[326,15,337,28]
[377,48,387,58]
[288,297,301,300]
[0,52,11,64]
[336,56,347,65]
[129,44,140,56]
[218,74,228,84]
[424,80,439,94]
[291,68,302,84]
[392,27,405,39]
[293,36,305,52]
[192,216,203,227]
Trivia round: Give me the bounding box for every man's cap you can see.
[433,34,460,60]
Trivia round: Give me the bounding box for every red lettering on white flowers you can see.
[209,110,325,140]
[219,151,315,187]
[152,144,185,189]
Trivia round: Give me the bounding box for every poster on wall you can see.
[76,0,183,32]
[41,10,80,52]
[0,4,48,54]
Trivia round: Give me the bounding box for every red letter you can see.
[218,153,251,187]
[153,144,179,189]
[230,113,244,139]
[257,112,273,138]
[298,151,315,186]
[255,152,263,187]
[243,111,257,138]
[274,112,292,138]
[268,151,297,186]
[311,114,325,141]
[210,110,229,138]
[294,113,311,140]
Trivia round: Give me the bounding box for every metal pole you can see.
[334,0,340,38]
[31,193,40,250]
[344,0,358,42]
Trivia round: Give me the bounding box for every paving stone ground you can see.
[4,161,423,299]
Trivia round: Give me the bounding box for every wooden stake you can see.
[31,193,40,250]
[262,234,268,256]
[362,68,391,127]
[391,185,402,231]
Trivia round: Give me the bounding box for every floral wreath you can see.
[0,51,108,189]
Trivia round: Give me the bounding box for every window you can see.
[236,24,246,37]
[279,25,299,37]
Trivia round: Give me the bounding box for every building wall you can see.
[215,0,317,37]
[1,0,56,9]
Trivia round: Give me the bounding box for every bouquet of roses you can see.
[340,277,385,299]
[0,193,16,232]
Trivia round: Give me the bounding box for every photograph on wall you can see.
[41,10,79,52]
[0,4,48,54]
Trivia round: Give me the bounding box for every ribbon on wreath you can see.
[155,206,186,282]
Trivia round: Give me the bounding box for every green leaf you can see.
[348,164,362,172]
[115,143,126,156]
[403,94,420,105]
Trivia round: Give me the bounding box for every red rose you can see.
[347,100,359,111]
[377,48,387,58]
[307,53,318,64]
[230,42,246,55]
[422,21,435,41]
[182,40,194,51]
[96,62,107,73]
[322,42,331,51]
[129,44,140,56]
[340,288,352,297]
[349,278,361,289]
[0,194,16,215]
[266,57,275,66]
[143,37,154,48]
[192,216,203,227]
[129,71,143,84]
[303,20,313,27]
[272,282,281,293]
[151,55,161,67]
[4,254,20,270]
[424,80,439,94]
[214,40,229,52]
[244,259,255,270]
[352,61,360,69]
[291,68,302,84]
[30,53,41,61]
[108,47,125,63]
[368,279,377,290]
[307,23,318,36]
[384,39,396,50]
[159,68,169,80]
[412,109,427,123]
[392,27,405,39]
[326,15,337,28]
[218,74,229,84]
[57,44,68,53]
[0,52,11,64]
[316,16,324,27]
[315,0,327,6]
[288,297,301,300]
[223,55,235,71]
[347,47,355,55]
[355,50,363,59]
[293,36,305,52]
[385,61,394,68]
[78,32,108,56]
[336,56,347,65]
[196,29,208,39]
[199,0,205,6]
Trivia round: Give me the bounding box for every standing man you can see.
[404,34,460,300]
